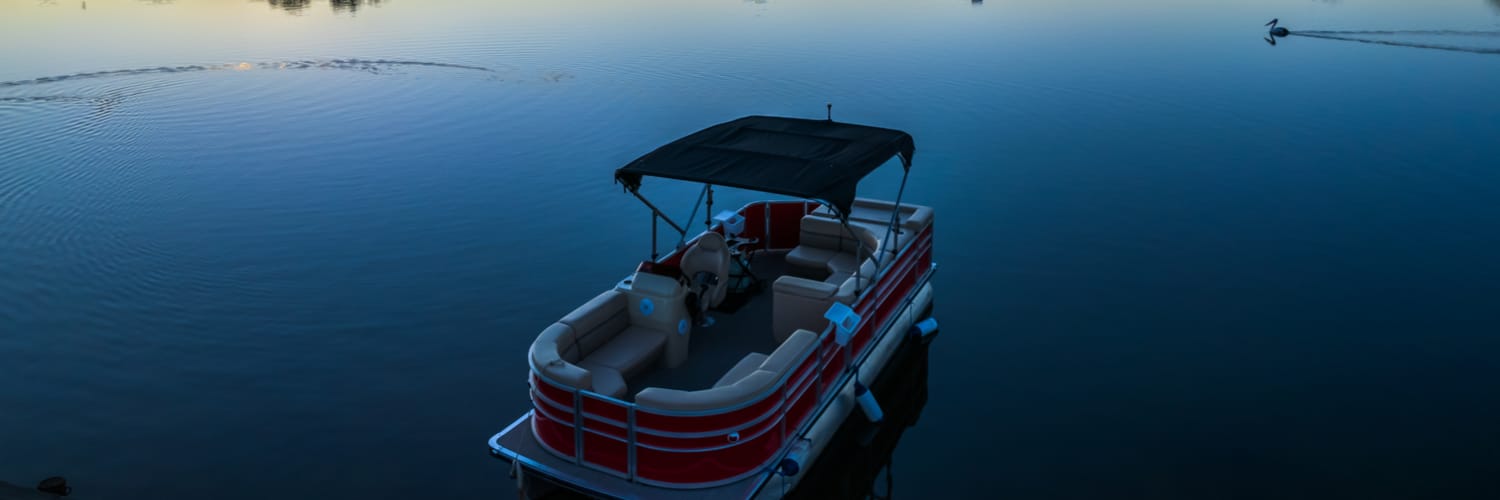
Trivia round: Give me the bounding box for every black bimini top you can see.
[614,115,915,217]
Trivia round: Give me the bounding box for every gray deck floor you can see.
[629,251,790,394]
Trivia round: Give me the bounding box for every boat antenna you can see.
[826,103,833,121]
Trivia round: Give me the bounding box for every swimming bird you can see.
[1266,18,1290,37]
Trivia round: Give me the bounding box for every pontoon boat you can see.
[487,115,939,499]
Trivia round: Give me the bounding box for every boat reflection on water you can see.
[785,338,931,500]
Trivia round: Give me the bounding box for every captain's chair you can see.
[681,232,731,323]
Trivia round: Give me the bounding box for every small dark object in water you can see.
[36,477,71,496]
[1266,18,1290,37]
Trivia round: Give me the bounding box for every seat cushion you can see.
[577,362,628,400]
[530,323,593,390]
[786,245,838,270]
[583,326,667,379]
[835,274,873,305]
[826,253,861,278]
[773,276,838,299]
[559,291,631,357]
[760,329,819,376]
[714,352,769,388]
[636,370,778,412]
[772,277,838,344]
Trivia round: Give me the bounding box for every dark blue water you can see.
[3,1,1499,498]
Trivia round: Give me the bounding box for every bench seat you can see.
[637,330,819,412]
[583,326,667,379]
[529,290,673,399]
[577,363,628,399]
[714,352,770,388]
[786,245,840,271]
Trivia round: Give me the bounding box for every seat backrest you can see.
[772,276,838,344]
[816,198,935,230]
[799,216,854,252]
[530,322,593,390]
[903,205,934,232]
[618,271,692,368]
[810,199,934,252]
[557,291,630,357]
[800,216,878,258]
[758,329,819,375]
[834,259,878,305]
[635,370,778,412]
[634,329,820,412]
[680,232,731,306]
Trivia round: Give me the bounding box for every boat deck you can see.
[492,250,809,499]
[631,250,792,394]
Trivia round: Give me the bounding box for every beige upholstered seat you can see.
[787,216,875,273]
[635,330,821,412]
[635,371,778,412]
[772,277,837,344]
[582,326,668,378]
[826,253,862,283]
[577,363,628,399]
[714,352,769,388]
[772,258,875,343]
[809,199,934,265]
[681,232,732,308]
[757,329,819,375]
[785,247,838,275]
[812,198,934,234]
[530,322,591,388]
[528,290,672,398]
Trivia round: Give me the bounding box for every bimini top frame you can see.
[614,115,915,220]
[614,115,918,266]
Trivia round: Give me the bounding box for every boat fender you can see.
[908,317,939,341]
[777,439,811,476]
[639,298,654,316]
[855,381,884,423]
[677,318,690,336]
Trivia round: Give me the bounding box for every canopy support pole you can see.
[677,184,709,249]
[874,168,911,270]
[840,213,869,296]
[628,186,687,238]
[651,212,659,260]
[705,185,715,230]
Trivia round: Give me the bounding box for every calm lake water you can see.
[4,0,1500,498]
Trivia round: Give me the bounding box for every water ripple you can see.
[1291,32,1500,55]
[0,59,495,89]
[1298,30,1500,37]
